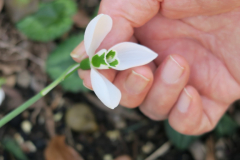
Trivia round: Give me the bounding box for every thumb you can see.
[71,0,160,62]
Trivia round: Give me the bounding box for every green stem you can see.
[0,63,82,128]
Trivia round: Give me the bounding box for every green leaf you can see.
[164,120,199,150]
[214,114,238,137]
[46,33,89,92]
[1,137,28,160]
[16,0,77,42]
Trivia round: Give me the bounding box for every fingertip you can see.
[139,54,190,121]
[169,86,203,135]
[176,87,194,113]
[114,65,153,108]
[78,69,90,80]
[70,41,88,63]
[78,69,93,90]
[169,54,187,69]
[131,65,154,82]
[83,80,93,90]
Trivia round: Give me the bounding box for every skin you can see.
[72,0,240,135]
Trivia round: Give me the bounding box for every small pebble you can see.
[14,133,24,144]
[65,103,98,133]
[142,142,155,154]
[54,112,63,122]
[103,154,113,160]
[215,138,226,160]
[21,120,32,134]
[76,143,84,151]
[112,115,126,129]
[147,129,157,138]
[24,141,37,152]
[5,75,16,87]
[106,130,120,142]
[17,71,31,88]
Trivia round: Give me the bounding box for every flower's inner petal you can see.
[104,50,120,68]
[84,14,112,58]
[109,42,158,70]
[91,49,109,69]
[90,68,121,109]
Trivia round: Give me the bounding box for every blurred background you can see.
[0,0,240,160]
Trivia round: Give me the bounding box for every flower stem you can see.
[0,63,81,128]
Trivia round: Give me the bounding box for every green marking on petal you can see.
[91,52,107,68]
[109,59,119,67]
[106,50,116,61]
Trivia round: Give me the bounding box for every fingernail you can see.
[70,51,80,58]
[162,55,184,84]
[176,88,192,113]
[70,42,86,61]
[124,70,150,95]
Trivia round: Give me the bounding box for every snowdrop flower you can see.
[84,14,158,109]
[0,88,5,106]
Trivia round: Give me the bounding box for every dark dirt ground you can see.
[1,1,240,160]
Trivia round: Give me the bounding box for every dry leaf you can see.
[44,136,84,160]
[115,155,132,160]
[206,136,216,160]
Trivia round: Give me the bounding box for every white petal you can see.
[0,88,5,106]
[109,42,158,70]
[84,14,112,58]
[91,68,121,109]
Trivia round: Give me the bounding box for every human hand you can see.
[71,0,240,135]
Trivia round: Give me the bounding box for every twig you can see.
[145,141,171,160]
[44,106,55,138]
